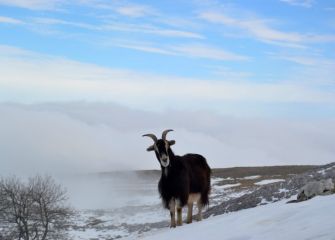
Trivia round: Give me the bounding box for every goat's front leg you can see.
[169,198,176,228]
[176,199,183,226]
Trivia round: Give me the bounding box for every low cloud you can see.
[1,102,334,176]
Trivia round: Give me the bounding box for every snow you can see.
[242,175,261,180]
[69,227,129,240]
[278,188,289,193]
[254,179,285,185]
[213,183,241,190]
[211,177,233,185]
[135,194,335,240]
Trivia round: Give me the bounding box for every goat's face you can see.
[143,129,175,168]
[154,139,173,167]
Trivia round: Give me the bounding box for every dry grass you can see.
[211,165,318,190]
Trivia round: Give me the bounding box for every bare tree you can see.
[0,175,73,240]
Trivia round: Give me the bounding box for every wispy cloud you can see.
[31,13,333,46]
[0,45,334,108]
[112,41,249,61]
[33,17,97,30]
[199,11,335,46]
[280,0,314,8]
[0,15,23,24]
[170,43,249,61]
[113,41,176,56]
[0,0,64,10]
[324,7,335,11]
[199,11,302,44]
[32,17,204,39]
[102,21,204,39]
[275,55,335,67]
[114,3,157,18]
[268,51,335,86]
[206,66,252,81]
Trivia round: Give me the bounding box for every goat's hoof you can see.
[170,224,176,228]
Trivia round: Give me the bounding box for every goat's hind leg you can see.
[187,203,193,224]
[197,200,203,221]
[177,207,182,226]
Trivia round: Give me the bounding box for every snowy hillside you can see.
[65,163,335,239]
[136,194,335,240]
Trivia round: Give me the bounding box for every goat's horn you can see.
[142,133,158,143]
[162,129,173,141]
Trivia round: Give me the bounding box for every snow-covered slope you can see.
[135,194,335,240]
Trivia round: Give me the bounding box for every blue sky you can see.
[0,0,335,117]
[1,0,335,172]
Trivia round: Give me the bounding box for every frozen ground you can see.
[254,179,285,185]
[67,175,251,240]
[135,194,335,240]
[64,163,335,240]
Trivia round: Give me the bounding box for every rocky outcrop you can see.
[203,162,335,218]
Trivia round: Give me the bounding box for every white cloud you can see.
[32,17,204,39]
[101,21,204,39]
[114,4,157,18]
[199,11,335,46]
[0,44,334,109]
[0,0,64,10]
[280,0,314,8]
[199,11,302,43]
[0,16,24,24]
[206,66,252,81]
[267,52,335,85]
[170,43,248,61]
[112,41,248,61]
[274,54,335,67]
[113,41,177,55]
[32,17,97,30]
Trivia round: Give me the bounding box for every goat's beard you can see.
[160,158,170,168]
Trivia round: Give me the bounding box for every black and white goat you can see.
[143,129,211,227]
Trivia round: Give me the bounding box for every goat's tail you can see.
[201,159,211,206]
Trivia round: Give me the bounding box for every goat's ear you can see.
[168,140,176,146]
[147,145,155,152]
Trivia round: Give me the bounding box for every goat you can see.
[143,129,211,228]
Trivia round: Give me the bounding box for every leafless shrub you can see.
[0,175,73,240]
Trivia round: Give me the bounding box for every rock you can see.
[297,178,334,201]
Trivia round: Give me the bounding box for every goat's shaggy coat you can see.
[159,152,211,209]
[143,130,211,227]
